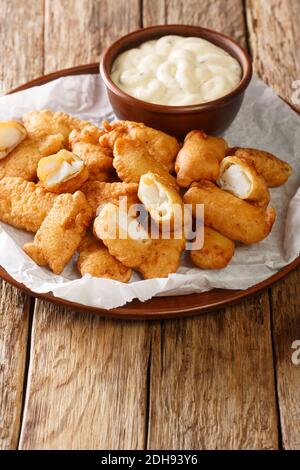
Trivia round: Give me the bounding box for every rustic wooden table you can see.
[0,0,299,450]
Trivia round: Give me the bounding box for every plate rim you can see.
[1,62,299,320]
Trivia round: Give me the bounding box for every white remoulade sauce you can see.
[110,35,242,106]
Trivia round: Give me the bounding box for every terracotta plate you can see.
[1,63,299,320]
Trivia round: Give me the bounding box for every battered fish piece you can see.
[175,130,228,187]
[23,110,90,147]
[37,149,89,193]
[217,155,270,208]
[183,180,276,244]
[81,180,139,215]
[0,134,64,181]
[0,177,57,232]
[138,172,184,229]
[94,203,185,279]
[227,147,292,187]
[77,233,132,282]
[100,120,180,171]
[0,121,27,160]
[69,125,113,181]
[23,191,93,274]
[113,136,177,187]
[190,226,235,269]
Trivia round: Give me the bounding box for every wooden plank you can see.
[19,303,150,449]
[0,0,44,449]
[246,0,300,107]
[144,0,279,450]
[247,0,300,449]
[143,0,247,47]
[44,0,141,72]
[19,0,148,450]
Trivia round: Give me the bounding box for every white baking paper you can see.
[0,74,299,309]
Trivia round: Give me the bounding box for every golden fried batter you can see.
[37,149,89,193]
[81,180,139,215]
[100,120,180,171]
[138,172,184,229]
[0,121,27,160]
[175,130,228,187]
[94,203,185,279]
[77,233,132,282]
[218,155,270,208]
[0,135,64,181]
[190,226,235,269]
[23,191,93,274]
[0,177,57,232]
[227,147,292,187]
[23,109,90,146]
[69,125,113,181]
[113,136,178,187]
[184,180,276,244]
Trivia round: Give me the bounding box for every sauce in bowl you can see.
[110,35,242,106]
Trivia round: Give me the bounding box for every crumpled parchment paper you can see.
[0,73,299,309]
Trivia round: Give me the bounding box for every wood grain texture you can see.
[246,0,300,108]
[0,0,44,92]
[143,0,246,47]
[246,0,300,450]
[148,294,278,449]
[0,284,31,450]
[271,271,300,450]
[0,0,44,450]
[44,0,140,72]
[19,304,150,449]
[19,0,148,450]
[144,0,278,450]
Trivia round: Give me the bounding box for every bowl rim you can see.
[100,24,253,114]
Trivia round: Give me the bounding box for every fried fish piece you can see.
[94,203,185,279]
[190,226,235,269]
[23,110,90,147]
[37,149,89,193]
[69,125,113,181]
[100,120,180,171]
[81,180,139,215]
[183,180,276,244]
[0,121,27,160]
[0,134,64,181]
[0,177,57,232]
[23,191,93,274]
[138,172,184,229]
[227,147,292,187]
[113,136,178,187]
[77,233,132,282]
[217,155,270,207]
[175,130,228,187]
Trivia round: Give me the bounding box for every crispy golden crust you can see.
[175,130,227,188]
[0,121,27,160]
[218,155,270,208]
[23,110,90,146]
[183,180,276,244]
[138,172,184,229]
[0,177,58,232]
[81,180,139,214]
[37,150,89,194]
[190,226,235,269]
[23,191,93,274]
[227,147,293,187]
[113,136,178,187]
[100,120,180,171]
[69,126,113,181]
[77,233,132,282]
[93,203,185,279]
[0,135,64,181]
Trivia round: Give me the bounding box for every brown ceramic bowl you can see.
[100,24,252,140]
